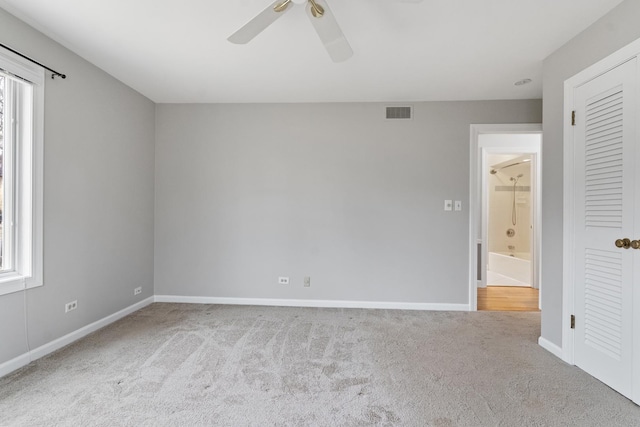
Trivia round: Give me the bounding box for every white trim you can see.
[538,336,563,359]
[0,297,153,378]
[562,80,576,365]
[562,37,640,368]
[0,47,45,85]
[25,62,45,291]
[468,124,543,312]
[0,276,26,295]
[568,38,640,89]
[0,49,45,296]
[154,295,470,311]
[0,353,31,379]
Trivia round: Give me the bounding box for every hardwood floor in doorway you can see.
[478,286,539,312]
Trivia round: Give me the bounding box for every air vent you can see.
[385,106,412,120]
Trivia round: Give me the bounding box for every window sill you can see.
[0,273,41,296]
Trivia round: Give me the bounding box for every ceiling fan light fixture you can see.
[228,0,353,62]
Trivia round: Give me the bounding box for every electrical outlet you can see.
[65,300,78,313]
[304,277,311,287]
[134,287,142,296]
[444,200,453,211]
[278,276,289,285]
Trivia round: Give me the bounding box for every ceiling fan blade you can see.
[228,0,294,44]
[305,0,353,63]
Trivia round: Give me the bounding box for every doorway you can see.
[468,125,542,312]
[480,152,538,311]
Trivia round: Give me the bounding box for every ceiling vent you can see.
[385,106,412,120]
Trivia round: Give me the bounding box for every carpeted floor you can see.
[0,303,638,426]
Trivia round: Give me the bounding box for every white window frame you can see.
[0,48,44,296]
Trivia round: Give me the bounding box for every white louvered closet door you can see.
[573,57,637,399]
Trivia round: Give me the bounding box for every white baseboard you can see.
[0,297,154,378]
[538,336,563,359]
[0,353,31,379]
[1,295,468,378]
[154,295,470,312]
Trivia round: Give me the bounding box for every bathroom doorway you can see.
[468,124,542,312]
[487,154,533,286]
[481,153,537,311]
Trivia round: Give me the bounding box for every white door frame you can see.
[563,37,640,404]
[468,124,542,311]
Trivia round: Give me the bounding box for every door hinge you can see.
[571,110,576,126]
[570,314,575,329]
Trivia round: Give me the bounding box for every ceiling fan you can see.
[228,0,422,63]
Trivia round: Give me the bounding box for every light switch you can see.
[455,201,462,211]
[444,200,453,211]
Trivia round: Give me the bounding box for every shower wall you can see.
[487,155,531,255]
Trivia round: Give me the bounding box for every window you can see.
[0,49,44,295]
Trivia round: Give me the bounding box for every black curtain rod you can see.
[0,42,66,79]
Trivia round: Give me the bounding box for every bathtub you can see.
[487,251,531,287]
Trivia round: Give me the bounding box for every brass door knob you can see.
[632,240,640,250]
[615,238,631,249]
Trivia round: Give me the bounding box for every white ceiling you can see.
[0,0,624,103]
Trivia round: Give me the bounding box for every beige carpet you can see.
[0,303,638,426]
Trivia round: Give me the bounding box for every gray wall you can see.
[155,101,541,303]
[541,0,640,347]
[9,0,636,366]
[0,9,155,364]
